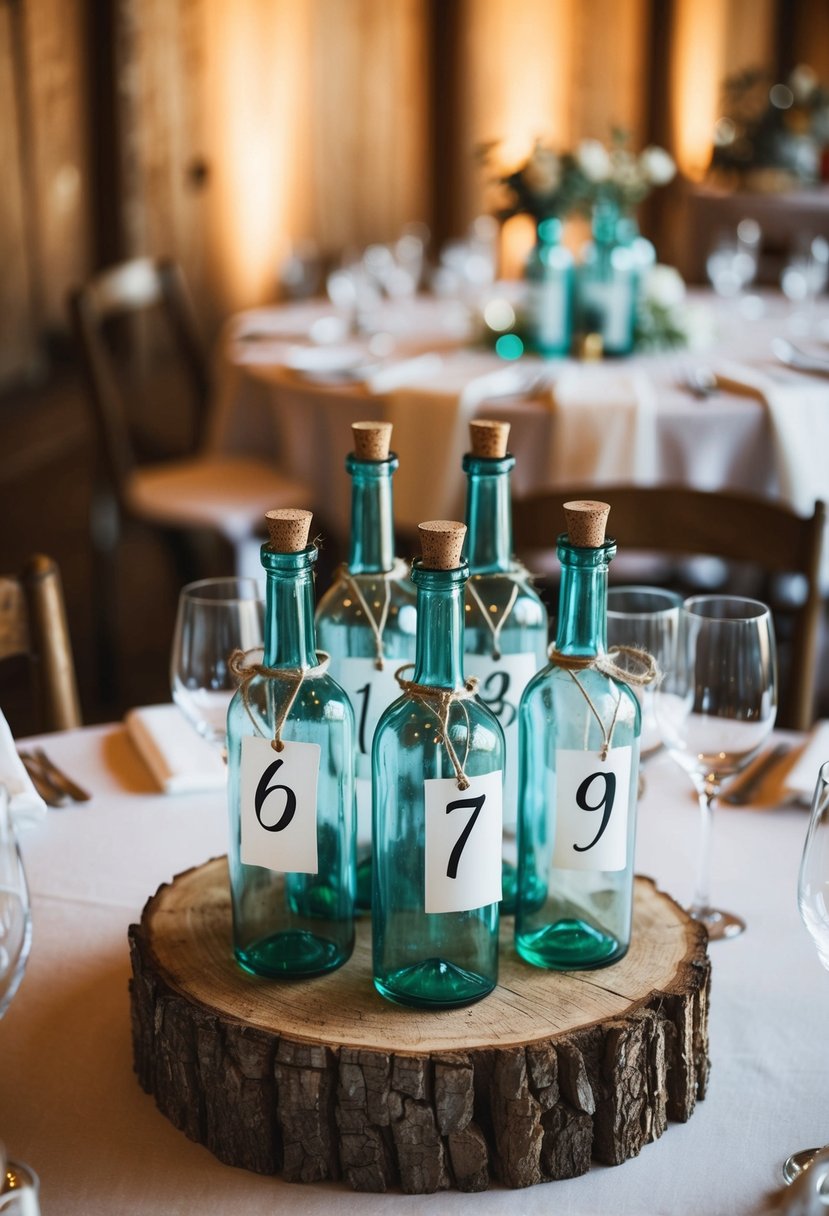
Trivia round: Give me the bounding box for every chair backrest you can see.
[512,486,827,732]
[0,555,82,732]
[67,257,209,507]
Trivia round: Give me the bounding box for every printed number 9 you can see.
[572,771,616,853]
[255,758,297,833]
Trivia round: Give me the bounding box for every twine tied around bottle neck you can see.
[334,562,408,669]
[467,577,519,660]
[228,647,330,752]
[547,644,659,761]
[394,663,479,790]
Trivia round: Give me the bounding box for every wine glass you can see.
[781,234,829,335]
[655,595,778,940]
[606,586,683,763]
[170,577,264,758]
[0,786,32,1018]
[783,761,829,1184]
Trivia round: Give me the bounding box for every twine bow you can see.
[548,645,658,761]
[228,648,329,752]
[394,663,479,790]
[333,562,409,670]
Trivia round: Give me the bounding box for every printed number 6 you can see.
[255,758,297,833]
[445,793,485,879]
[572,771,616,853]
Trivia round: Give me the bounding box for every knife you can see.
[30,747,92,802]
[721,742,791,806]
[18,752,71,807]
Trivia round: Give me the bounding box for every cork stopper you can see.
[265,508,312,552]
[418,520,466,570]
[469,419,510,459]
[352,420,392,461]
[563,500,610,548]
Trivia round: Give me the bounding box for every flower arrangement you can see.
[481,131,676,222]
[634,265,713,352]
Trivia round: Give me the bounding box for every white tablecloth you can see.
[208,291,829,544]
[1,721,826,1215]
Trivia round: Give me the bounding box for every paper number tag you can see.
[464,651,537,827]
[240,736,321,874]
[339,657,402,758]
[553,746,633,872]
[424,769,503,913]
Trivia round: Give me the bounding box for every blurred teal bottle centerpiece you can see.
[577,197,638,357]
[524,216,575,356]
[461,420,548,914]
[372,520,504,1009]
[315,421,416,909]
[515,500,642,970]
[226,508,356,978]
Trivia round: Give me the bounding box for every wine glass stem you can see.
[691,786,716,917]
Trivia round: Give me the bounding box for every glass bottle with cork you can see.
[372,520,504,1009]
[315,421,416,908]
[515,500,644,970]
[226,507,356,978]
[461,419,548,913]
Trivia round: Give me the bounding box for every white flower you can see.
[523,145,561,194]
[577,139,612,183]
[639,145,676,186]
[789,63,818,105]
[643,264,686,309]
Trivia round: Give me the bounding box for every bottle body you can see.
[227,545,356,977]
[315,450,416,908]
[577,198,637,357]
[515,538,641,969]
[372,562,504,1008]
[524,217,575,357]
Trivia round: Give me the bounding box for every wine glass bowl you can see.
[606,586,682,762]
[655,595,777,940]
[170,577,265,755]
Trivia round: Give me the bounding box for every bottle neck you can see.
[347,452,397,574]
[463,453,514,573]
[554,538,615,657]
[262,546,319,669]
[412,562,468,690]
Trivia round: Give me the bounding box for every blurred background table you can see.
[0,720,824,1215]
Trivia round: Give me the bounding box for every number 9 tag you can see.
[240,736,321,874]
[553,746,633,872]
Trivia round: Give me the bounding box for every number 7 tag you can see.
[424,769,502,913]
[240,736,321,874]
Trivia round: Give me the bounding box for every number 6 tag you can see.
[240,736,320,874]
[424,769,502,913]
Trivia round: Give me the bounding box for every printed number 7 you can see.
[445,793,485,879]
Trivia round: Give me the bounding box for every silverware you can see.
[29,748,91,802]
[721,742,791,806]
[18,753,71,808]
[771,337,829,377]
[681,366,718,399]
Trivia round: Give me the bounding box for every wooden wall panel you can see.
[570,0,648,144]
[0,4,36,384]
[20,0,90,331]
[310,0,429,253]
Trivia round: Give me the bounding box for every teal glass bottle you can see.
[315,422,416,909]
[515,501,640,970]
[577,197,637,356]
[462,420,548,914]
[227,508,356,977]
[524,216,574,356]
[372,521,504,1009]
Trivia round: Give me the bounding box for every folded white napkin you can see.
[0,708,47,828]
[785,721,829,803]
[365,352,444,394]
[713,361,829,519]
[543,364,659,484]
[125,705,226,795]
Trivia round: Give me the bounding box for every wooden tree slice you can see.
[128,857,710,1194]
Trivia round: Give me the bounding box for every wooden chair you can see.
[68,256,309,702]
[0,555,82,733]
[512,486,827,732]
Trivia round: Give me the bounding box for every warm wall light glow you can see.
[500,214,536,279]
[204,0,312,312]
[671,0,727,180]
